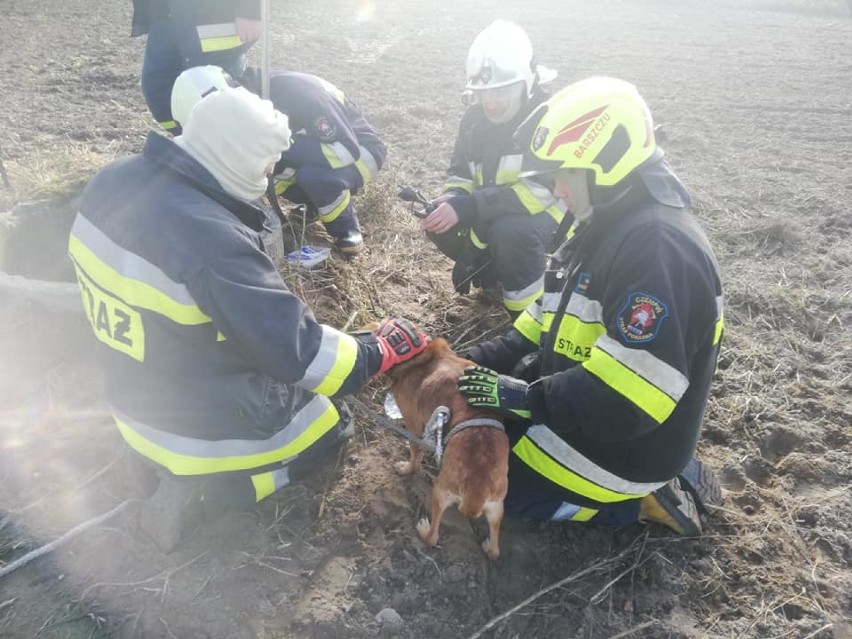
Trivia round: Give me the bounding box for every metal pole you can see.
[260,0,270,99]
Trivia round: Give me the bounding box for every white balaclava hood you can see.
[175,86,291,202]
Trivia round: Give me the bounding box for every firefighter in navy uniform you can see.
[68,86,427,552]
[421,20,566,317]
[458,77,724,535]
[131,0,261,134]
[171,65,387,254]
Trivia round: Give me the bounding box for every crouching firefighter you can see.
[421,20,565,317]
[458,77,725,535]
[68,86,427,552]
[171,65,387,255]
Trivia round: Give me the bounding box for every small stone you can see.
[375,607,404,636]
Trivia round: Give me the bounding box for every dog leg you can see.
[394,441,422,476]
[480,499,504,560]
[416,487,456,548]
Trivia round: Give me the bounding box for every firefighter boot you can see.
[639,477,703,536]
[138,473,203,553]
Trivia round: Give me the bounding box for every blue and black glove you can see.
[458,365,531,419]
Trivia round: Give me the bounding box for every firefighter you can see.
[421,19,565,317]
[458,77,724,535]
[131,0,261,134]
[171,65,387,254]
[68,86,428,552]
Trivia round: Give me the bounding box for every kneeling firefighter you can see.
[68,85,427,552]
[459,77,725,535]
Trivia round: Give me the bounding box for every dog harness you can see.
[423,405,505,466]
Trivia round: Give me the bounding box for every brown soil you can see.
[1,1,851,638]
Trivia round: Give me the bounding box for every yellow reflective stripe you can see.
[160,119,178,131]
[713,305,724,346]
[572,507,598,522]
[199,35,243,52]
[510,180,555,214]
[316,76,346,103]
[69,235,211,326]
[318,191,351,223]
[515,308,542,344]
[307,330,359,396]
[114,402,339,476]
[503,276,543,312]
[545,203,566,223]
[513,436,646,503]
[320,142,355,169]
[274,175,297,195]
[469,229,487,249]
[355,158,371,183]
[553,314,606,362]
[251,471,277,501]
[73,264,145,362]
[216,331,227,342]
[582,346,677,423]
[443,178,474,194]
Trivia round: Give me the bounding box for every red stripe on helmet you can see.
[546,105,609,156]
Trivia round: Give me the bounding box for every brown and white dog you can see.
[382,337,509,559]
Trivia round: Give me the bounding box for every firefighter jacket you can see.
[131,0,260,55]
[469,158,724,507]
[246,71,387,185]
[442,86,566,250]
[68,132,382,483]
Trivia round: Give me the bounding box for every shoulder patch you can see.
[314,115,336,141]
[616,292,669,344]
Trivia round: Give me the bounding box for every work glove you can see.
[458,365,531,420]
[375,318,429,374]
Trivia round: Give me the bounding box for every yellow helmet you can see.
[517,77,657,187]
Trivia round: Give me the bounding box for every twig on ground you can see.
[800,623,833,639]
[466,538,643,639]
[590,532,651,605]
[0,499,136,580]
[79,552,207,601]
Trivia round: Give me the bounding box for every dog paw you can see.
[416,518,435,545]
[481,537,500,560]
[394,461,415,476]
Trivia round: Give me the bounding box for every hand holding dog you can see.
[375,318,429,374]
[458,365,531,419]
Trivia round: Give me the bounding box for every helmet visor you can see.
[472,81,525,124]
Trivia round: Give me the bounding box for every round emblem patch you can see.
[314,116,336,140]
[616,292,669,343]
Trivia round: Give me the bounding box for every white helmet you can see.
[171,65,239,127]
[466,20,537,96]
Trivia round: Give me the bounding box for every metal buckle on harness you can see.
[423,405,452,465]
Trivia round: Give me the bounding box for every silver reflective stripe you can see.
[526,299,544,324]
[71,215,196,305]
[551,502,583,522]
[504,275,543,303]
[716,295,724,319]
[540,292,563,314]
[496,153,523,174]
[300,325,345,388]
[526,424,668,494]
[318,191,349,215]
[325,141,356,166]
[357,145,380,179]
[196,23,238,38]
[521,178,558,207]
[269,467,291,491]
[115,394,334,458]
[565,293,604,324]
[595,334,690,401]
[467,162,477,179]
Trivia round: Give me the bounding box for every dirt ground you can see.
[1,0,851,637]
